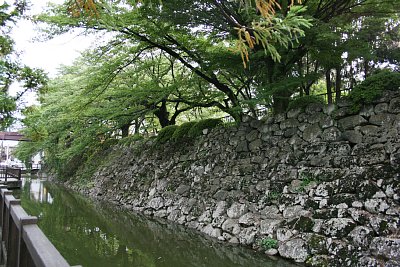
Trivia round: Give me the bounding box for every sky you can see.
[11,0,95,77]
[7,0,96,130]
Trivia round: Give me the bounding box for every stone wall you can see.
[78,90,400,266]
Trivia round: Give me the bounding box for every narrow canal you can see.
[16,178,300,267]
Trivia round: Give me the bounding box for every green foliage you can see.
[187,119,223,138]
[266,190,281,203]
[0,3,47,129]
[260,238,278,250]
[74,143,114,184]
[296,173,317,193]
[119,134,144,146]
[349,69,400,111]
[222,121,240,129]
[0,92,16,129]
[155,118,223,145]
[36,0,400,120]
[156,125,179,144]
[171,121,197,141]
[18,0,400,182]
[287,95,324,111]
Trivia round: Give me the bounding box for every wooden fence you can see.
[0,187,80,267]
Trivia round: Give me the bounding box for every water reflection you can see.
[19,179,300,267]
[21,179,53,204]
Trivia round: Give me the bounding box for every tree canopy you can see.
[0,0,47,130]
[15,0,400,177]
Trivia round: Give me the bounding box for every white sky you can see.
[11,0,95,77]
[6,0,97,130]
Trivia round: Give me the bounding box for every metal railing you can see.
[0,167,22,182]
[0,188,80,267]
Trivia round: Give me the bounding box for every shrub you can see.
[349,69,400,111]
[287,95,324,111]
[187,118,223,138]
[156,125,179,143]
[119,134,144,146]
[260,238,278,250]
[171,121,197,141]
[102,138,119,148]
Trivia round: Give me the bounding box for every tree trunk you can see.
[335,66,342,102]
[273,90,292,114]
[325,69,333,104]
[121,123,130,138]
[364,61,369,78]
[281,0,289,16]
[154,99,171,128]
[133,118,142,135]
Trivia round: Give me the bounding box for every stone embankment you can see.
[75,90,400,266]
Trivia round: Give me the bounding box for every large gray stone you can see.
[246,130,259,142]
[167,209,181,221]
[303,124,322,141]
[212,201,228,218]
[278,238,309,262]
[349,226,374,248]
[389,97,400,113]
[238,227,258,245]
[249,139,262,152]
[236,140,249,152]
[315,183,333,197]
[332,107,354,119]
[198,210,212,223]
[369,215,391,235]
[375,103,388,114]
[258,123,279,134]
[221,218,241,235]
[321,127,342,141]
[370,237,400,260]
[201,224,222,238]
[369,113,397,126]
[276,228,294,242]
[360,125,380,136]
[282,205,311,218]
[385,260,400,267]
[260,219,282,234]
[227,203,248,219]
[280,118,300,130]
[320,116,334,129]
[308,113,328,124]
[306,255,329,267]
[260,205,282,219]
[338,115,368,130]
[342,130,363,144]
[360,105,375,117]
[364,198,390,213]
[147,197,165,210]
[175,184,191,195]
[322,218,356,238]
[238,212,259,226]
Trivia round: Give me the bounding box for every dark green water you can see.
[17,179,299,267]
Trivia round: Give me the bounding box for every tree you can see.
[17,0,400,180]
[0,1,47,129]
[37,0,312,118]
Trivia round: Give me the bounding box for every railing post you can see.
[0,186,77,267]
[4,168,7,182]
[3,195,20,267]
[9,204,37,267]
[0,189,12,265]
